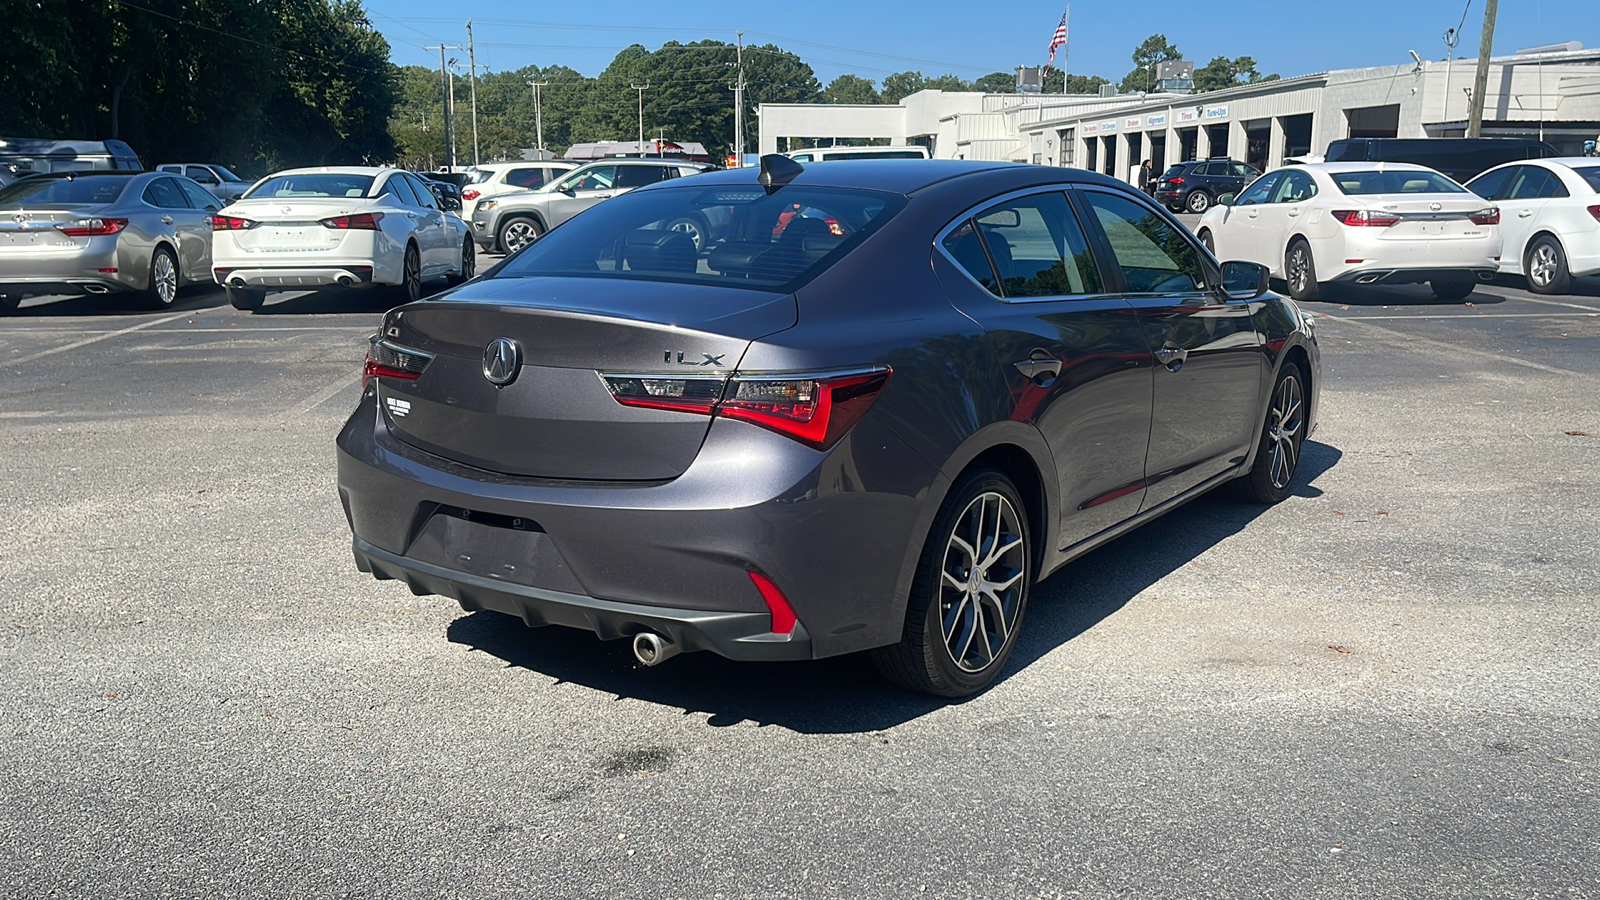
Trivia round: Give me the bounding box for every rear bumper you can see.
[1331,266,1497,286]
[0,276,130,297]
[0,239,135,296]
[213,265,375,289]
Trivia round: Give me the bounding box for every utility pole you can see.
[731,32,746,167]
[425,43,462,170]
[526,77,547,154]
[447,59,461,170]
[1467,0,1498,138]
[466,21,480,167]
[631,82,650,157]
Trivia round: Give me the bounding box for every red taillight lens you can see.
[462,189,480,201]
[1332,209,1400,227]
[1588,205,1600,223]
[748,571,797,635]
[362,338,432,387]
[55,217,128,237]
[320,213,384,230]
[1167,177,1184,186]
[601,369,892,451]
[211,215,256,231]
[1469,207,1500,225]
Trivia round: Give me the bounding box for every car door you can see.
[544,165,618,228]
[173,178,220,278]
[400,173,450,275]
[1224,171,1283,267]
[1262,170,1319,277]
[933,189,1156,549]
[142,177,210,279]
[1499,166,1567,268]
[1076,186,1265,509]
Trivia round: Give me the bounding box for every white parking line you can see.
[1319,313,1579,376]
[292,371,365,415]
[1500,294,1600,312]
[5,312,190,366]
[1334,312,1600,321]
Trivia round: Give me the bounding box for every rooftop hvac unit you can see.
[1098,84,1117,98]
[1016,66,1044,93]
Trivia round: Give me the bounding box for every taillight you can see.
[1588,205,1600,223]
[601,368,892,450]
[212,215,256,231]
[1469,207,1500,225]
[55,217,128,237]
[462,189,480,201]
[362,337,433,387]
[1332,209,1400,227]
[321,213,384,230]
[1167,177,1184,186]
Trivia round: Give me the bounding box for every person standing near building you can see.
[1137,159,1155,196]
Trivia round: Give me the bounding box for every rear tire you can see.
[871,467,1031,698]
[226,286,265,312]
[1186,191,1211,214]
[446,237,475,286]
[1232,361,1308,504]
[1285,239,1322,302]
[1430,280,1475,301]
[393,243,422,305]
[1524,235,1572,295]
[142,246,180,309]
[498,216,542,254]
[665,215,708,252]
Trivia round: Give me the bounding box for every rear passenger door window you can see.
[941,192,1102,299]
[142,177,189,209]
[1079,190,1207,294]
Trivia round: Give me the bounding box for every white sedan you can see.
[211,166,474,311]
[1196,162,1502,301]
[1465,157,1600,294]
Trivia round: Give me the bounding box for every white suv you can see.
[461,161,578,221]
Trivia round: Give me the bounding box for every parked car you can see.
[0,138,143,189]
[413,172,464,214]
[1154,158,1260,213]
[210,166,475,312]
[460,160,579,221]
[471,158,712,254]
[1325,137,1558,184]
[1195,162,1502,301]
[785,146,930,162]
[156,163,250,203]
[1465,158,1600,293]
[0,171,219,314]
[338,156,1320,698]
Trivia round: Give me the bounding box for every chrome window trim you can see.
[932,184,1118,305]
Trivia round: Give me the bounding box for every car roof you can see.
[24,171,143,179]
[1296,161,1439,174]
[263,166,393,177]
[471,160,578,171]
[680,159,1070,195]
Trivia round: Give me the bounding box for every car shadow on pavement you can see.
[252,288,401,315]
[446,440,1342,734]
[3,287,223,317]
[1308,283,1510,307]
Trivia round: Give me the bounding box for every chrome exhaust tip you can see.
[337,276,353,287]
[83,284,109,294]
[230,278,246,289]
[632,632,680,667]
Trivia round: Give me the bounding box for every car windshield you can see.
[1332,170,1467,195]
[212,165,244,182]
[0,175,130,205]
[1574,166,1600,192]
[245,173,376,199]
[491,185,906,292]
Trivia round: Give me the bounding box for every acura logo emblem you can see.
[482,338,522,386]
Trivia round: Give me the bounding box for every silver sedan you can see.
[0,171,220,314]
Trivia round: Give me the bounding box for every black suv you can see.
[1324,138,1558,184]
[1155,158,1259,214]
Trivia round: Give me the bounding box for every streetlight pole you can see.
[425,43,462,170]
[631,82,650,157]
[447,58,461,170]
[1467,0,1498,138]
[526,77,547,154]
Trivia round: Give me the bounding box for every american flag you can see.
[1045,5,1069,73]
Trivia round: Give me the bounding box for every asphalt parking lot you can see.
[3,256,1598,898]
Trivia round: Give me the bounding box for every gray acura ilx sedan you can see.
[338,157,1320,697]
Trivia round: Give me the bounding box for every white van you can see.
[784,146,930,163]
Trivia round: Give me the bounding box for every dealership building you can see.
[759,43,1600,183]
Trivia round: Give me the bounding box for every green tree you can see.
[1044,70,1112,94]
[973,72,1016,93]
[824,74,881,104]
[1119,34,1182,93]
[923,73,970,92]
[1192,55,1279,93]
[881,71,927,104]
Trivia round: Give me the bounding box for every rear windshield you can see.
[245,173,375,199]
[1331,170,1466,195]
[0,175,130,205]
[491,185,906,292]
[814,150,926,161]
[1574,166,1600,192]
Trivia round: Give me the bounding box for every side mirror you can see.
[1215,192,1236,207]
[1220,260,1269,300]
[440,196,461,212]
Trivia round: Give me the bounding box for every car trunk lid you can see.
[0,203,107,254]
[224,198,366,252]
[375,276,798,480]
[1352,194,1492,240]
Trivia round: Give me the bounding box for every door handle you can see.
[1287,208,1300,217]
[1014,350,1061,384]
[160,215,173,225]
[1154,346,1188,372]
[1247,210,1259,218]
[1518,210,1534,217]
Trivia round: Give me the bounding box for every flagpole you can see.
[1062,1,1070,93]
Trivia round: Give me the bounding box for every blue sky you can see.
[369,0,1595,87]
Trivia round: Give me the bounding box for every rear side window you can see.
[1332,170,1466,195]
[1507,167,1568,200]
[493,185,905,292]
[943,192,1100,298]
[505,168,551,189]
[1574,167,1600,192]
[615,166,668,188]
[1081,191,1206,294]
[383,174,421,206]
[142,178,189,209]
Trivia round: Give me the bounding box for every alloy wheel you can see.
[1529,244,1557,288]
[460,240,475,280]
[1288,247,1309,294]
[502,220,538,253]
[153,252,178,305]
[402,247,421,303]
[938,491,1027,673]
[1265,373,1305,490]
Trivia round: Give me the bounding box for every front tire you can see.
[1232,361,1308,504]
[142,246,180,309]
[498,216,542,254]
[1430,280,1475,301]
[1186,191,1211,214]
[871,468,1031,698]
[1286,239,1322,301]
[1199,230,1215,254]
[1525,235,1572,295]
[226,286,265,311]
